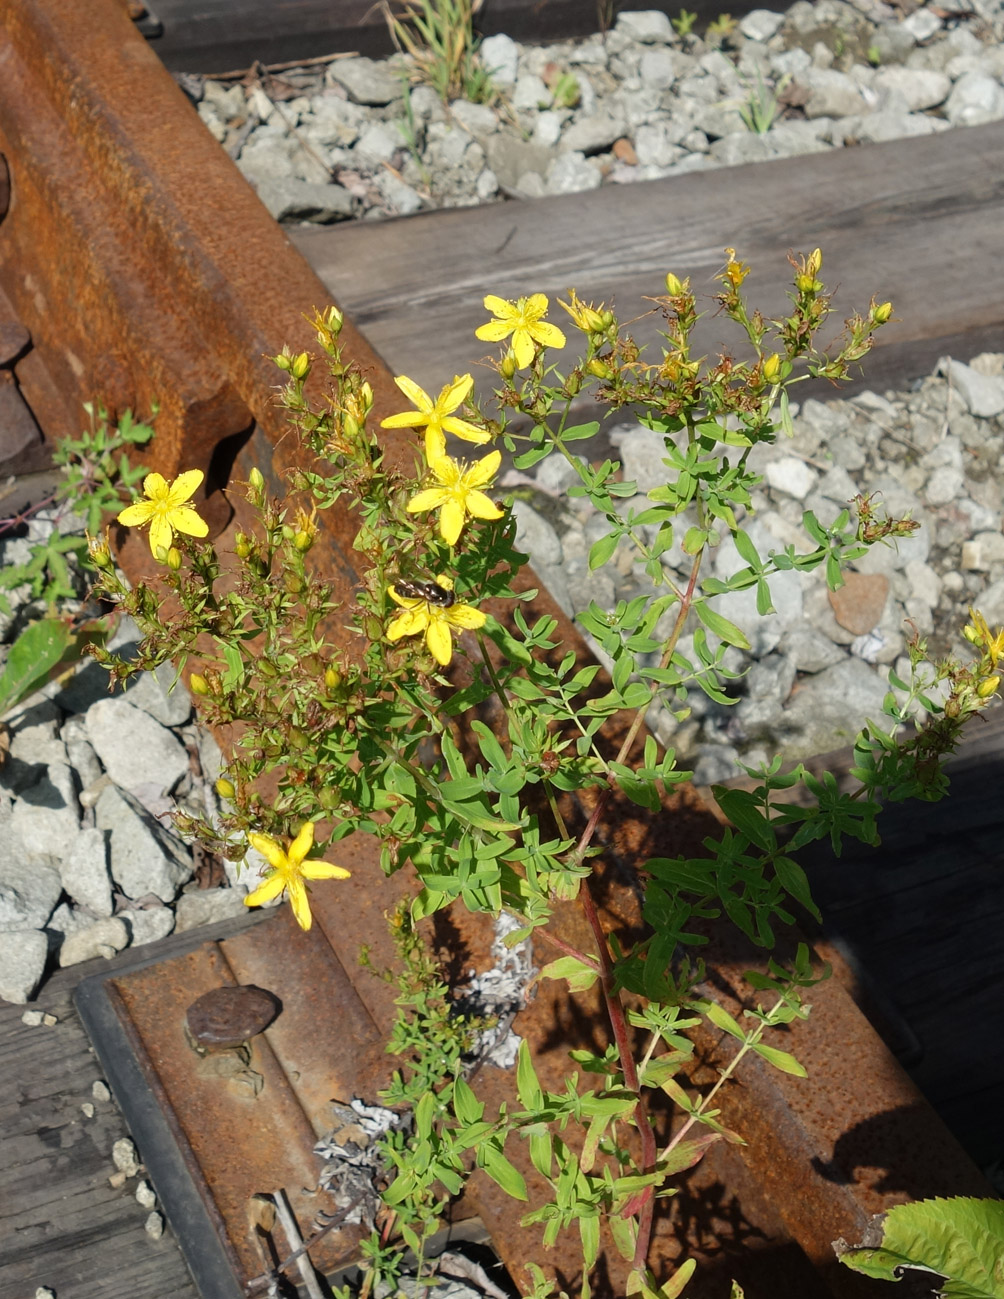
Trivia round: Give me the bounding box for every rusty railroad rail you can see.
[0,1,993,1297]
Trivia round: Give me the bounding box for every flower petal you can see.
[439,499,465,546]
[381,410,428,429]
[142,472,169,500]
[394,375,432,410]
[475,320,513,344]
[525,293,550,316]
[117,500,155,527]
[512,330,535,369]
[530,321,566,350]
[286,878,313,931]
[464,490,504,522]
[440,373,474,409]
[407,487,449,514]
[244,871,286,907]
[148,515,174,558]
[466,450,502,486]
[483,295,513,318]
[425,617,453,665]
[166,469,205,506]
[425,427,448,463]
[300,861,351,880]
[287,821,315,866]
[441,417,490,444]
[446,603,487,631]
[248,831,288,870]
[168,506,209,538]
[388,608,430,640]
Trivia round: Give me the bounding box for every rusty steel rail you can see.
[0,0,991,1296]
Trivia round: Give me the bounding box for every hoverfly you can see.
[394,578,456,609]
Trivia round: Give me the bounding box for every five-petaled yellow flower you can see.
[964,607,1004,668]
[117,470,209,559]
[387,577,486,667]
[243,822,350,932]
[475,294,566,370]
[407,451,504,546]
[380,373,489,464]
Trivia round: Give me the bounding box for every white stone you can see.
[113,1136,141,1174]
[944,359,1004,419]
[961,532,1004,571]
[175,886,249,932]
[638,48,677,91]
[561,108,627,154]
[615,10,673,43]
[95,784,192,904]
[60,828,114,918]
[124,662,192,727]
[944,72,1004,128]
[546,151,602,194]
[327,57,402,107]
[765,456,817,501]
[10,763,79,860]
[0,930,49,1003]
[900,8,941,42]
[119,907,176,946]
[449,99,497,137]
[0,837,62,931]
[85,698,189,798]
[924,466,965,507]
[872,67,949,112]
[738,9,785,42]
[58,916,129,967]
[904,560,942,608]
[479,33,519,87]
[62,715,103,790]
[7,700,65,767]
[136,1180,157,1209]
[374,170,424,216]
[511,500,563,567]
[512,73,549,111]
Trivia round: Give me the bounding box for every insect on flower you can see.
[394,578,457,608]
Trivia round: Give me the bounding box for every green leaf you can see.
[453,1077,483,1125]
[220,641,244,690]
[589,531,619,571]
[516,1039,543,1110]
[693,601,752,651]
[836,1196,1004,1296]
[751,1043,807,1077]
[562,421,600,442]
[779,388,794,438]
[682,526,707,555]
[733,529,762,570]
[773,854,821,921]
[713,787,774,852]
[479,1143,528,1201]
[705,1001,745,1041]
[579,1213,600,1270]
[540,954,600,993]
[0,618,86,715]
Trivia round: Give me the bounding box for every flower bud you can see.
[963,622,981,646]
[872,300,893,324]
[499,350,517,379]
[325,666,343,691]
[291,351,311,379]
[235,532,252,559]
[248,467,265,498]
[87,533,112,568]
[665,272,683,295]
[359,381,374,414]
[763,353,782,383]
[166,547,182,571]
[274,352,292,372]
[285,573,303,594]
[294,530,313,552]
[215,777,236,800]
[978,675,1000,698]
[189,673,210,696]
[587,357,613,380]
[807,248,823,276]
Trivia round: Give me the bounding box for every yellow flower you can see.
[475,294,566,370]
[380,373,489,463]
[243,822,350,932]
[386,577,486,667]
[407,451,504,546]
[117,470,209,559]
[558,288,605,333]
[965,608,1004,667]
[721,247,750,290]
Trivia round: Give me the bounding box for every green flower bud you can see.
[291,351,311,379]
[189,673,210,695]
[665,272,683,295]
[235,532,252,559]
[166,547,182,571]
[325,666,342,691]
[215,777,236,800]
[500,350,517,379]
[274,352,292,372]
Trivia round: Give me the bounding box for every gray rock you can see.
[237,136,298,187]
[484,133,553,189]
[85,698,190,797]
[739,8,785,41]
[7,700,65,767]
[450,99,498,137]
[765,457,818,501]
[0,846,63,931]
[900,8,941,42]
[58,916,129,967]
[512,500,563,567]
[95,785,192,903]
[778,623,846,674]
[11,763,80,859]
[480,33,519,87]
[354,121,402,165]
[715,568,804,658]
[562,108,627,154]
[638,48,677,91]
[850,111,944,145]
[512,72,549,111]
[610,425,671,492]
[61,715,103,790]
[692,744,741,786]
[374,170,425,215]
[536,454,587,495]
[60,827,113,917]
[781,657,890,754]
[903,559,942,608]
[708,133,776,166]
[328,57,403,107]
[256,178,356,224]
[119,906,176,946]
[801,69,868,119]
[924,467,965,508]
[0,930,49,1003]
[300,95,366,148]
[817,465,860,505]
[944,73,1004,128]
[615,10,673,43]
[633,121,684,168]
[961,532,1004,571]
[125,662,192,728]
[546,151,602,195]
[872,67,949,112]
[944,359,1004,419]
[175,886,249,932]
[692,101,747,139]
